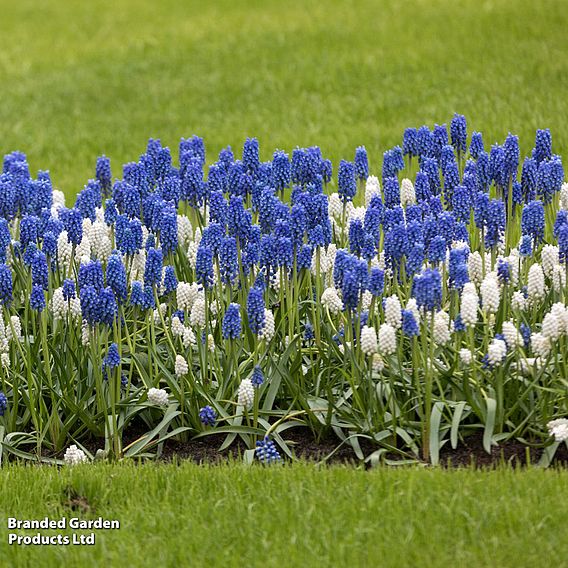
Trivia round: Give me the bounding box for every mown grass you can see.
[0,462,566,567]
[0,0,567,196]
[2,1,568,565]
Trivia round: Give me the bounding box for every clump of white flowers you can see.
[378,323,397,356]
[360,325,378,356]
[486,337,507,367]
[321,287,343,314]
[237,379,255,409]
[527,264,546,303]
[459,349,472,365]
[174,355,189,378]
[384,295,402,329]
[258,309,275,341]
[365,176,381,206]
[400,178,415,206]
[147,388,169,406]
[64,445,88,466]
[461,285,479,327]
[531,332,551,360]
[501,321,522,350]
[433,310,451,346]
[372,354,384,373]
[480,274,500,314]
[547,418,568,442]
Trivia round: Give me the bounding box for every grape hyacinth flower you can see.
[450,113,467,155]
[103,343,120,370]
[469,132,484,159]
[0,264,13,306]
[521,200,545,245]
[147,388,169,406]
[247,287,265,335]
[63,445,88,466]
[402,309,419,337]
[547,419,568,442]
[403,128,418,157]
[338,160,357,203]
[412,268,442,312]
[255,436,281,464]
[251,365,264,387]
[30,284,46,312]
[199,405,217,427]
[222,303,242,339]
[237,378,255,409]
[354,146,369,180]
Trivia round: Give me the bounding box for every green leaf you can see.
[123,405,182,457]
[451,401,467,449]
[538,441,560,468]
[429,401,445,466]
[483,398,497,454]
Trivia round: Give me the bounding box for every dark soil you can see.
[439,432,568,468]
[29,422,568,468]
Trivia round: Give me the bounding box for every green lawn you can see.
[2,1,568,565]
[0,463,566,567]
[1,0,567,197]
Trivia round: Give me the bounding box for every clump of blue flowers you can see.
[0,117,566,466]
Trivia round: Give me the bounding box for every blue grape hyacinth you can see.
[255,436,281,464]
[199,405,217,427]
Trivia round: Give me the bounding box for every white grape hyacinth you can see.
[182,326,197,348]
[400,178,416,206]
[176,281,199,311]
[511,291,526,311]
[177,214,193,247]
[321,287,343,314]
[378,323,397,356]
[50,287,67,320]
[561,182,568,210]
[171,316,185,338]
[81,320,90,346]
[237,378,255,409]
[328,192,343,218]
[433,310,451,346]
[527,264,546,303]
[542,312,562,341]
[467,251,483,285]
[552,264,566,292]
[57,231,72,267]
[480,274,500,314]
[189,296,207,328]
[147,388,169,406]
[365,176,381,206]
[551,303,568,335]
[360,325,378,356]
[384,295,402,329]
[547,418,568,442]
[64,445,88,466]
[460,289,479,327]
[372,353,385,372]
[174,355,189,378]
[459,348,473,365]
[542,245,559,278]
[259,309,275,341]
[486,338,507,367]
[531,332,551,359]
[501,321,522,350]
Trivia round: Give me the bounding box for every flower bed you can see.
[0,115,567,466]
